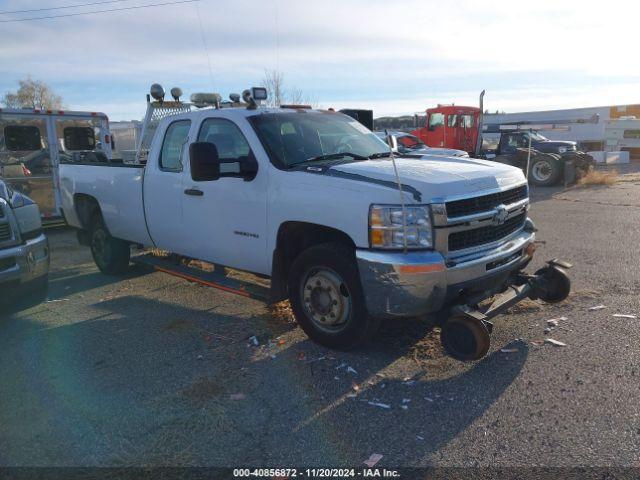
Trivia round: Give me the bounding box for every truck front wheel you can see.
[529,156,562,186]
[288,243,380,350]
[90,216,130,275]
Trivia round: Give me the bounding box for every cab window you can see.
[447,114,458,127]
[63,127,96,151]
[428,113,444,130]
[197,118,251,174]
[461,114,474,128]
[4,125,42,151]
[160,120,191,172]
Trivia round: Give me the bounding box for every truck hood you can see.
[408,146,469,157]
[329,155,525,202]
[532,140,577,152]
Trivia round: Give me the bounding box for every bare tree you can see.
[261,69,318,107]
[2,77,64,110]
[261,69,285,107]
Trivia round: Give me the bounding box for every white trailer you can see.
[0,108,112,222]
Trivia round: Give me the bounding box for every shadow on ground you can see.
[0,293,528,467]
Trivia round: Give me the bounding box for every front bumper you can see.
[0,234,50,286]
[356,229,535,318]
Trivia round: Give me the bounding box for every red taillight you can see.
[22,165,31,176]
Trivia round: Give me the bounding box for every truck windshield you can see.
[250,112,390,168]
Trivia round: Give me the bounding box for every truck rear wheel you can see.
[288,243,380,350]
[529,156,562,186]
[90,216,130,275]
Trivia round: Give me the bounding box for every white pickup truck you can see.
[59,87,571,361]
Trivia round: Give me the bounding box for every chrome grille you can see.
[446,185,528,218]
[0,222,11,242]
[448,213,526,252]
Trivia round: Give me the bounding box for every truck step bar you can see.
[131,253,271,302]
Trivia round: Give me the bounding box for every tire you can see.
[533,266,571,304]
[288,242,380,350]
[440,315,491,362]
[90,215,130,275]
[529,155,562,186]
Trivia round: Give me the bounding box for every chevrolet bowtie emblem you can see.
[492,204,509,226]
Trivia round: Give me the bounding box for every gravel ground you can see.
[0,179,639,469]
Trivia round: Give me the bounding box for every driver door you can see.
[181,117,268,275]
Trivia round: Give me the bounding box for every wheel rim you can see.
[531,160,552,182]
[92,228,109,268]
[300,267,351,333]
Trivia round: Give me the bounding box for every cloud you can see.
[1,0,638,120]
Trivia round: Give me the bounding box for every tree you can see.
[2,77,64,110]
[260,69,318,107]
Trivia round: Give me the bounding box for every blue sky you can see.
[1,0,639,120]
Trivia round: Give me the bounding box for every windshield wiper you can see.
[368,152,393,159]
[289,152,368,168]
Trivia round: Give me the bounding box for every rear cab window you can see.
[4,125,42,151]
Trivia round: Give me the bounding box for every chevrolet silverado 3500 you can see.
[59,86,571,361]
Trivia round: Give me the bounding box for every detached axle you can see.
[440,259,572,361]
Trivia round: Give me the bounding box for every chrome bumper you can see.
[0,234,50,285]
[356,229,535,318]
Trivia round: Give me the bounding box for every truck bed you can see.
[59,163,153,246]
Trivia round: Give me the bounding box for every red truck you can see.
[411,104,481,156]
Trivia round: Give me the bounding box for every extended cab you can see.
[59,86,571,361]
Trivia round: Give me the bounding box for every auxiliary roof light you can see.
[170,87,183,101]
[242,87,268,109]
[150,83,165,101]
[190,92,222,108]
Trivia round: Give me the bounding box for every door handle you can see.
[184,188,204,196]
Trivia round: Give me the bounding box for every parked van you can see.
[0,108,112,223]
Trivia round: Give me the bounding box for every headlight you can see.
[369,204,432,249]
[558,146,567,154]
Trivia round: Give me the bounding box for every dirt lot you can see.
[1,176,640,469]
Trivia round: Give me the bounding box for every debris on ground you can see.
[612,314,637,319]
[424,397,434,402]
[543,328,552,334]
[416,435,425,441]
[545,338,567,347]
[346,366,358,375]
[547,316,567,327]
[401,405,408,410]
[230,393,246,400]
[297,353,306,361]
[402,398,411,403]
[530,340,545,346]
[248,335,259,346]
[277,338,286,346]
[335,362,347,370]
[305,355,326,364]
[402,377,417,386]
[363,453,383,468]
[367,401,391,410]
[500,348,519,353]
[589,305,606,311]
[351,382,360,392]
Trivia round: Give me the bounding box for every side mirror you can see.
[386,134,399,153]
[189,141,259,182]
[189,142,220,181]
